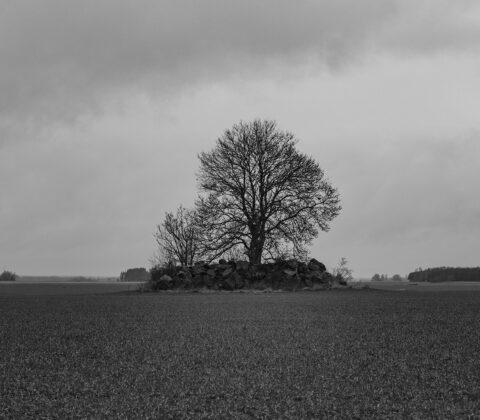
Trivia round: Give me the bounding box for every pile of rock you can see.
[149,258,344,291]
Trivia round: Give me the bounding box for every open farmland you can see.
[0,281,143,296]
[1,290,480,418]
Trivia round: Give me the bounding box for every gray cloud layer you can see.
[1,0,479,136]
[1,1,480,276]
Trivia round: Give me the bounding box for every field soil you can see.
[1,289,480,418]
[367,280,480,292]
[0,281,143,295]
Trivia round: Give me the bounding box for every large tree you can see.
[196,119,341,264]
[154,205,201,266]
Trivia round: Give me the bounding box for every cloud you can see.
[1,1,480,277]
[328,133,480,242]
[1,0,479,141]
[311,132,480,276]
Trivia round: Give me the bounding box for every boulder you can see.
[306,271,328,284]
[281,273,300,291]
[192,274,205,288]
[177,269,192,281]
[231,271,245,289]
[156,274,172,290]
[308,258,326,272]
[286,259,298,270]
[222,267,234,278]
[283,269,297,277]
[297,262,307,274]
[222,276,235,291]
[203,273,216,288]
[182,277,193,289]
[192,264,206,276]
[252,269,266,281]
[269,269,284,288]
[236,260,250,272]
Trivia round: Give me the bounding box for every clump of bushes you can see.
[0,270,17,281]
[408,267,480,282]
[119,268,151,282]
[147,258,346,292]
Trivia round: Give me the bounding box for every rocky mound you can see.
[149,258,346,291]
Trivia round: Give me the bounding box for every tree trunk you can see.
[249,234,264,265]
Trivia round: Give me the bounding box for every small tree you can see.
[196,119,341,264]
[371,273,381,281]
[154,205,202,266]
[333,257,353,283]
[0,270,17,281]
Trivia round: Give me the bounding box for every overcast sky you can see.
[1,0,479,278]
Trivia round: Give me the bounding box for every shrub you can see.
[332,257,353,284]
[0,270,17,281]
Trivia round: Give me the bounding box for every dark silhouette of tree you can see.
[0,270,17,281]
[196,119,341,264]
[154,205,202,266]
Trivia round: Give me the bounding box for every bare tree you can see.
[196,119,341,264]
[333,257,354,282]
[154,205,202,266]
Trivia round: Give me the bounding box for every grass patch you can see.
[1,290,480,417]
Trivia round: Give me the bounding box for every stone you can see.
[305,271,319,283]
[269,269,284,288]
[236,260,250,272]
[281,273,300,291]
[203,273,216,288]
[297,262,307,274]
[192,275,204,288]
[178,269,193,281]
[192,264,206,275]
[308,258,326,272]
[231,271,245,289]
[222,276,235,290]
[283,269,297,277]
[182,278,193,289]
[156,274,172,290]
[286,259,298,270]
[160,274,173,282]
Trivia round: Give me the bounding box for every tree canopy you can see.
[195,119,341,264]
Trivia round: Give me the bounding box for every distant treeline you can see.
[408,267,480,282]
[119,268,151,282]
